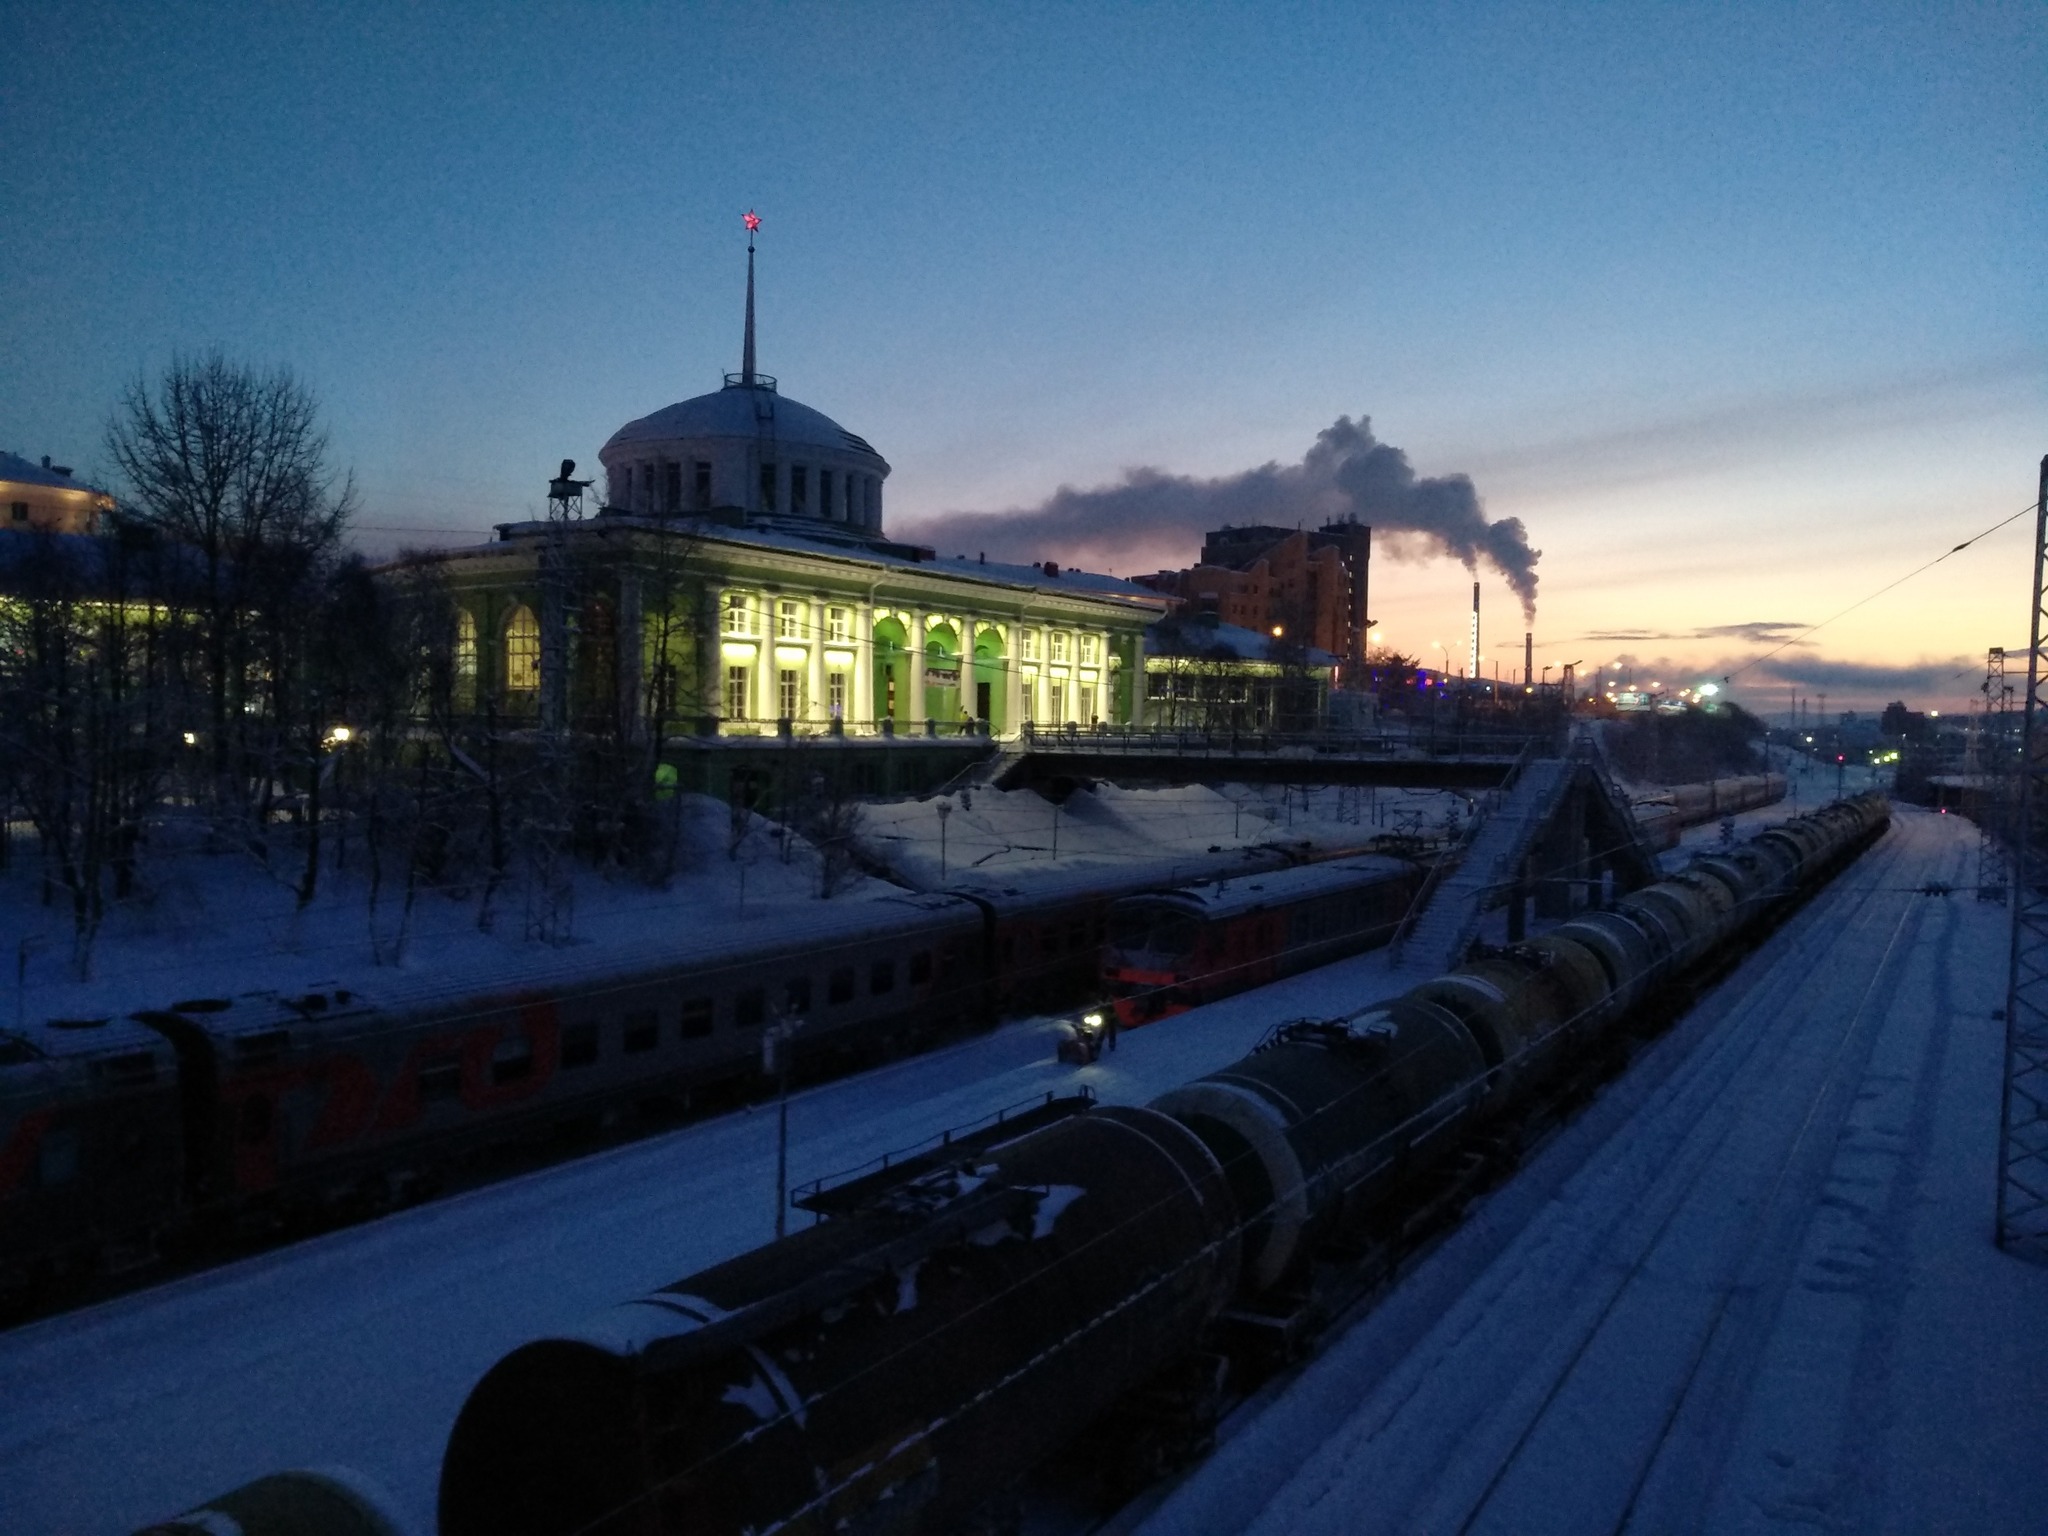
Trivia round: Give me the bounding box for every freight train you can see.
[406,791,1889,1536]
[1,839,1402,1310]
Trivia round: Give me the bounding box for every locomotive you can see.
[1102,856,1422,1027]
[1,838,1387,1308]
[425,792,1891,1536]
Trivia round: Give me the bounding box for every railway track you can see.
[1133,810,1979,1536]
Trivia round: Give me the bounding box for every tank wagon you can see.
[428,793,1889,1536]
[2,840,1371,1309]
[1102,857,1422,1027]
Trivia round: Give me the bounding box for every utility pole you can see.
[765,1011,802,1239]
[1998,452,2048,1262]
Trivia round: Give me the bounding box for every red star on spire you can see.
[743,210,761,233]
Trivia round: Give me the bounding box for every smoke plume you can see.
[900,415,1540,621]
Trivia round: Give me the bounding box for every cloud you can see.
[1572,620,1811,646]
[897,415,1542,622]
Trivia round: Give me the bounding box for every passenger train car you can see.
[1,840,1377,1308]
[1102,857,1423,1027]
[1633,771,1788,850]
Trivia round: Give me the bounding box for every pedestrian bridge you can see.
[995,724,1556,793]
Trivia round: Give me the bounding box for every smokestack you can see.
[1468,580,1480,681]
[1525,631,1533,687]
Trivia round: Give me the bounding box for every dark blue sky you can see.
[4,1,2042,706]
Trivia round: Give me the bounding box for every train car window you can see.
[785,977,812,1015]
[827,968,855,1005]
[736,989,766,1028]
[562,1022,600,1067]
[492,1038,536,1082]
[909,951,933,985]
[679,998,714,1038]
[37,1127,80,1187]
[623,1012,659,1053]
[419,1060,461,1101]
[870,960,895,995]
[239,1096,274,1143]
[1109,908,1151,949]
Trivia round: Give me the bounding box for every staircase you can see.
[1393,757,1575,975]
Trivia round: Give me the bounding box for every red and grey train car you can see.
[0,842,1352,1303]
[1102,856,1424,1028]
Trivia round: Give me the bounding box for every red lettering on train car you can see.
[373,999,560,1133]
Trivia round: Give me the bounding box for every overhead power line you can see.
[1725,499,2037,683]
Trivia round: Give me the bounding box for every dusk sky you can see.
[4,1,2042,714]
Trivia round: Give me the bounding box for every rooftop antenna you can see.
[547,458,592,524]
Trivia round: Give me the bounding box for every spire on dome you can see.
[741,209,761,385]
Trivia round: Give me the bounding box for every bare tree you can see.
[105,353,356,828]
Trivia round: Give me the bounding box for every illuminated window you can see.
[828,672,846,716]
[725,666,749,719]
[503,606,539,693]
[1049,632,1068,664]
[778,600,801,639]
[1050,680,1067,721]
[1021,630,1038,661]
[827,606,849,642]
[779,669,801,718]
[1079,634,1099,665]
[455,611,477,704]
[724,593,753,635]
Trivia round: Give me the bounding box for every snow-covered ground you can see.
[0,781,1454,1029]
[11,779,2025,1536]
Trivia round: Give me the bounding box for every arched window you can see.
[504,605,540,694]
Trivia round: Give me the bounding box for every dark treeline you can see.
[0,355,736,979]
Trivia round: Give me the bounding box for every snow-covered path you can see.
[1137,805,2048,1536]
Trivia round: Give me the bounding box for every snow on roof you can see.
[603,382,886,464]
[477,515,1172,610]
[1120,856,1413,919]
[0,450,110,496]
[1145,614,1339,666]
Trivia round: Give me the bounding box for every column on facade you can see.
[756,594,779,723]
[807,596,827,725]
[1004,619,1024,737]
[853,600,874,725]
[908,613,927,725]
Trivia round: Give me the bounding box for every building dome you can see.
[606,381,882,462]
[597,225,890,533]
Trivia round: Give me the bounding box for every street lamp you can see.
[936,798,953,878]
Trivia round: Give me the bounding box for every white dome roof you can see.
[603,380,884,464]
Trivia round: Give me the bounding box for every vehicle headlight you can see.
[1082,1012,1104,1028]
